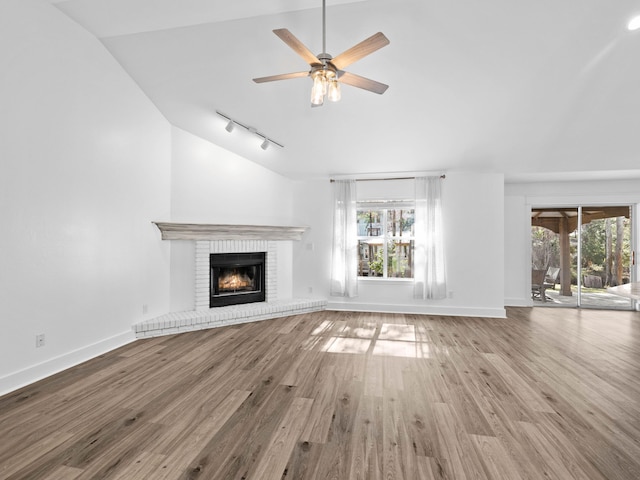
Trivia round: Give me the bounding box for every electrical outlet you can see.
[142,304,148,314]
[36,334,45,348]
[308,286,313,294]
[447,291,453,299]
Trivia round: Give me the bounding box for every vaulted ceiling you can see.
[49,0,640,181]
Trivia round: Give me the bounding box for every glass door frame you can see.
[576,205,583,307]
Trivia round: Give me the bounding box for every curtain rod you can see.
[330,174,445,183]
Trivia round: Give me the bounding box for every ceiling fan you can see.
[253,0,390,107]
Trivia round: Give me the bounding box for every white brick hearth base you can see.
[134,298,327,338]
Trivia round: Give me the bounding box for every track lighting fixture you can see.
[216,111,283,150]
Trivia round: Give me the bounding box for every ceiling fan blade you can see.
[253,71,309,83]
[273,28,321,66]
[338,71,388,94]
[330,32,390,70]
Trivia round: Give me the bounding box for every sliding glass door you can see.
[579,206,633,309]
[531,207,578,307]
[531,205,634,310]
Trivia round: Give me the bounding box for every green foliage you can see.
[531,227,559,270]
[369,248,384,276]
[399,215,414,234]
[580,221,606,267]
[388,239,410,277]
[358,210,378,223]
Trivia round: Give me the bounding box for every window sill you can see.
[358,277,413,284]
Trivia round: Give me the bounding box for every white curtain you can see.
[414,176,447,299]
[330,180,358,297]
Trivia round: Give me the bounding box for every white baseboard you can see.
[504,297,533,307]
[326,301,506,318]
[0,330,136,397]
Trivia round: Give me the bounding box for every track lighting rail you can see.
[216,111,284,149]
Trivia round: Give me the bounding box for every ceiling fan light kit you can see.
[253,0,389,107]
[310,56,340,106]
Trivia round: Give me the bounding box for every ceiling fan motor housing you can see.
[311,53,337,76]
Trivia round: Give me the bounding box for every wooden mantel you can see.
[153,222,308,241]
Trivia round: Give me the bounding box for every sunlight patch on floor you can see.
[378,323,416,342]
[322,337,372,354]
[373,340,428,358]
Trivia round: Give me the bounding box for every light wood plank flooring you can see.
[2,307,640,479]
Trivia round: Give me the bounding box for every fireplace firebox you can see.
[210,252,265,307]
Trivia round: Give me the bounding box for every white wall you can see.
[504,179,640,306]
[168,127,295,311]
[292,172,506,317]
[291,180,334,300]
[504,193,531,306]
[0,1,172,395]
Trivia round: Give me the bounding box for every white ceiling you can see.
[51,0,640,181]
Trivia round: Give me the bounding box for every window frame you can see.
[357,200,415,280]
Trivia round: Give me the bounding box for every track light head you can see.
[216,111,283,149]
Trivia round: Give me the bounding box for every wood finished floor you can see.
[2,307,640,479]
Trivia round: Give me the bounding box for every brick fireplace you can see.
[133,223,327,338]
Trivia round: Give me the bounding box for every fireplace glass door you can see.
[210,252,265,307]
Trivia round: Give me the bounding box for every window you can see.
[357,203,415,278]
